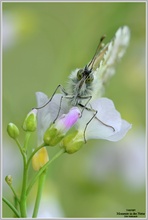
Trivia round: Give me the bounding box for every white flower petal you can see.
[91,98,122,132]
[106,119,132,141]
[84,116,117,140]
[76,98,131,142]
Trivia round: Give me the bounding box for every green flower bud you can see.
[61,130,84,154]
[23,109,37,132]
[5,175,13,186]
[43,124,64,146]
[7,123,19,139]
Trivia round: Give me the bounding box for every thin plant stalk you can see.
[32,169,47,218]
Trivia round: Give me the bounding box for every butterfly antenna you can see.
[87,35,106,70]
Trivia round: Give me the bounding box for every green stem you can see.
[8,184,20,204]
[19,132,32,217]
[27,148,65,195]
[2,197,20,218]
[32,169,47,218]
[15,138,24,157]
[24,132,31,150]
[14,196,19,214]
[20,154,28,217]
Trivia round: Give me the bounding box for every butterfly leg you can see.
[32,84,67,110]
[80,96,92,116]
[83,107,97,143]
[32,85,68,123]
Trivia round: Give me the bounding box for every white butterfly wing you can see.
[92,26,130,99]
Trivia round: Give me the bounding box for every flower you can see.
[36,92,131,151]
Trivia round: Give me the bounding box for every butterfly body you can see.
[66,67,96,106]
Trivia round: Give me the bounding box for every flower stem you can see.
[15,138,24,157]
[27,148,65,195]
[19,131,32,217]
[32,169,47,218]
[14,196,19,214]
[2,197,20,218]
[8,183,20,204]
[24,132,31,150]
[20,153,28,217]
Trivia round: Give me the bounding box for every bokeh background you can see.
[2,2,146,218]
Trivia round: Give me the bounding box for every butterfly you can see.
[65,26,130,106]
[35,26,130,142]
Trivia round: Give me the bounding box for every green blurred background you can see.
[2,2,146,218]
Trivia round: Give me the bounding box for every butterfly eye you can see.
[77,69,83,80]
[85,75,94,84]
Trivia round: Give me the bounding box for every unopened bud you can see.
[32,147,49,171]
[7,123,19,139]
[5,175,13,185]
[23,109,37,132]
[43,124,64,146]
[61,130,84,154]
